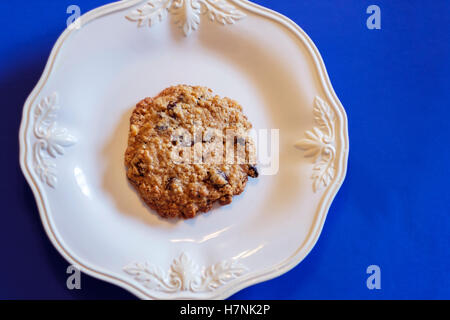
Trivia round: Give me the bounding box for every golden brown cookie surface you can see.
[125,85,258,219]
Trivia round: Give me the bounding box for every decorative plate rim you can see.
[19,0,349,300]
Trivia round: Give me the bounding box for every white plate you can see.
[19,0,349,299]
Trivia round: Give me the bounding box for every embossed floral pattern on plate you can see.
[295,96,336,192]
[33,93,76,188]
[126,0,246,36]
[124,253,247,293]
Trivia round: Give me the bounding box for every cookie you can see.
[124,85,258,219]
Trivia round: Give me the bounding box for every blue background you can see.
[1,0,449,299]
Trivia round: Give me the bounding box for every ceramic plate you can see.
[19,0,349,299]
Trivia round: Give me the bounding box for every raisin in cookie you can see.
[125,85,258,219]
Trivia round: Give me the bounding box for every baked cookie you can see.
[125,85,258,219]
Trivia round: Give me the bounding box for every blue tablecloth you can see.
[1,0,448,299]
